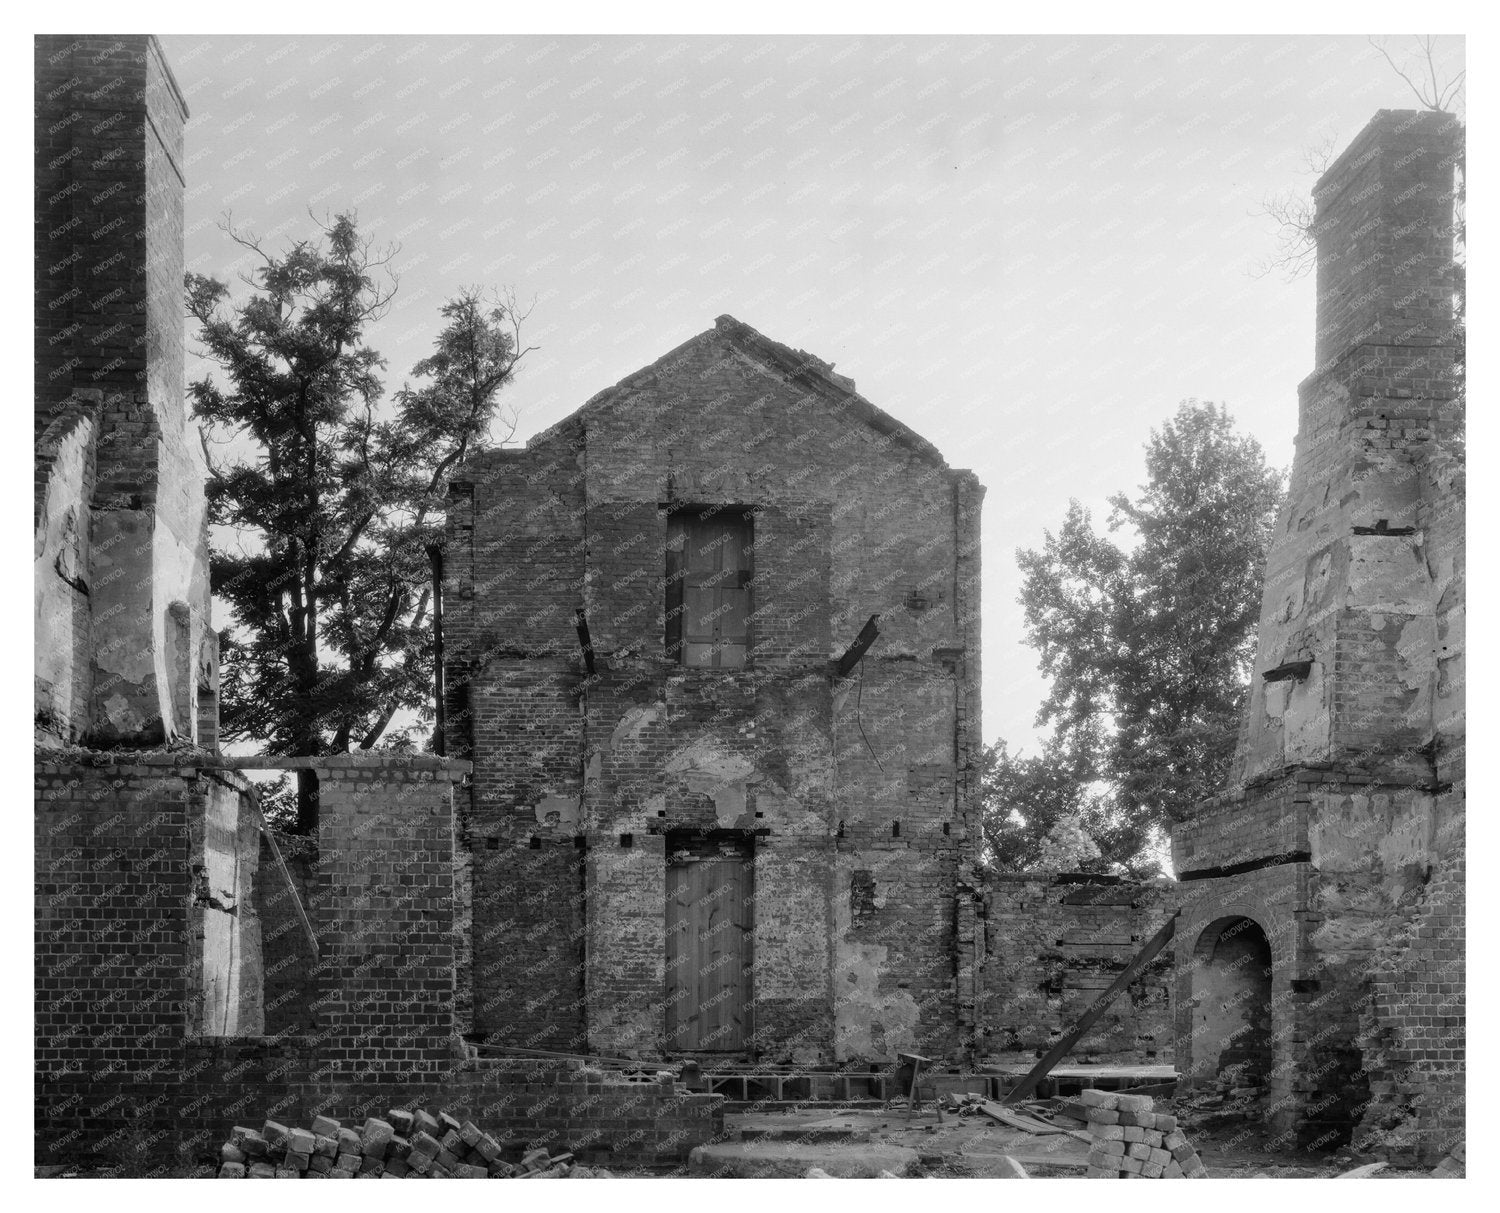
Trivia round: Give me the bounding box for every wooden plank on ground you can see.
[978,1101,1091,1142]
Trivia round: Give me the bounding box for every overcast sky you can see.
[159,32,1465,754]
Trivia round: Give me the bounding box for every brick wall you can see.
[980,877,1176,1064]
[440,1059,723,1167]
[36,753,468,1164]
[446,316,986,1063]
[36,756,198,1159]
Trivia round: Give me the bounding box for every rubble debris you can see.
[1335,1162,1388,1178]
[217,1110,611,1178]
[1430,1144,1465,1178]
[1079,1089,1207,1178]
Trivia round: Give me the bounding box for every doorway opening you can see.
[665,830,754,1052]
[1191,915,1273,1090]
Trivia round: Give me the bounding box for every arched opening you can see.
[1191,916,1273,1091]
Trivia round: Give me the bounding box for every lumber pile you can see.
[943,1091,994,1117]
[216,1108,611,1178]
[1080,1089,1207,1178]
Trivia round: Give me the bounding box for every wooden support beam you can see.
[574,607,596,676]
[1002,909,1180,1106]
[835,614,881,677]
[254,809,319,958]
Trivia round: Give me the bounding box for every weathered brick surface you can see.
[446,317,985,1061]
[1173,110,1465,1159]
[980,877,1176,1064]
[33,754,494,1166]
[34,35,213,751]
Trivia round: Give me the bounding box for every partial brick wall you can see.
[36,753,466,1164]
[980,876,1176,1064]
[36,757,198,1158]
[1353,813,1465,1165]
[441,1060,723,1167]
[315,760,458,1081]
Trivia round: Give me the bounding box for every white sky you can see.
[158,32,1465,754]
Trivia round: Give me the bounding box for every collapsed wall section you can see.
[980,877,1176,1065]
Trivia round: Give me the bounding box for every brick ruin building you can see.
[1171,109,1465,1163]
[34,35,721,1169]
[34,33,1463,1171]
[442,317,1178,1077]
[443,319,989,1063]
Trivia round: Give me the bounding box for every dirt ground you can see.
[35,1098,1448,1179]
[722,1104,1439,1178]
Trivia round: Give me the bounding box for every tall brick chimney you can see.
[35,36,215,748]
[1172,110,1464,1160]
[1232,108,1462,785]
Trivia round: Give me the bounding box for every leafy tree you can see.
[187,213,531,831]
[998,401,1283,872]
[979,733,1108,872]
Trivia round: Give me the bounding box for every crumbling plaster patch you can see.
[35,439,93,734]
[1266,656,1338,761]
[534,793,581,829]
[831,851,920,1061]
[1347,537,1431,615]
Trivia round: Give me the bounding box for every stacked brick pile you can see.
[1081,1090,1207,1178]
[217,1109,610,1178]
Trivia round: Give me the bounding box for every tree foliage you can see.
[986,401,1283,875]
[187,213,531,830]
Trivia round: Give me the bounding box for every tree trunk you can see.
[295,768,320,835]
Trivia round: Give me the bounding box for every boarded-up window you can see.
[665,509,752,668]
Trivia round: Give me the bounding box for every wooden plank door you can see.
[665,845,752,1051]
[668,512,752,668]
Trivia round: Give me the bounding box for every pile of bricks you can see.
[1080,1090,1207,1178]
[217,1109,609,1178]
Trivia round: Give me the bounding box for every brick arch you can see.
[1188,915,1274,1087]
